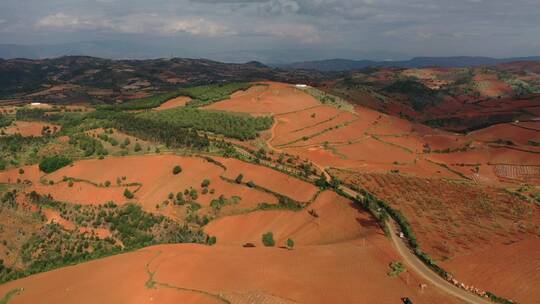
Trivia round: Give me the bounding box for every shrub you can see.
[18,168,24,175]
[246,181,255,188]
[286,238,294,250]
[190,189,198,200]
[68,181,74,187]
[388,261,406,277]
[176,192,185,204]
[172,165,182,175]
[235,174,244,184]
[104,181,111,187]
[123,189,134,199]
[201,179,210,188]
[262,232,275,247]
[207,236,217,246]
[134,143,142,152]
[39,156,72,173]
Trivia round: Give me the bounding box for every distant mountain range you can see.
[1,42,539,71]
[277,56,540,71]
[0,42,404,64]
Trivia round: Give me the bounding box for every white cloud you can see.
[36,13,82,29]
[35,13,236,38]
[162,18,237,37]
[252,23,323,43]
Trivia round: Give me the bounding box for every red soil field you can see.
[493,164,540,183]
[366,114,414,136]
[43,155,277,212]
[272,110,358,146]
[31,181,135,206]
[473,73,513,98]
[468,122,540,146]
[42,208,76,230]
[155,96,191,111]
[216,157,319,202]
[0,165,42,184]
[205,82,321,115]
[374,134,425,153]
[334,137,416,164]
[442,237,540,303]
[275,105,343,132]
[292,119,368,146]
[332,170,540,303]
[205,191,370,246]
[2,121,60,137]
[0,237,461,304]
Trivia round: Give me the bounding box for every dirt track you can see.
[387,221,491,304]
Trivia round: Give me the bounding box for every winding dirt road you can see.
[386,220,491,304]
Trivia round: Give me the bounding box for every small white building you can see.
[295,84,309,89]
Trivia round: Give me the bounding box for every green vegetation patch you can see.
[39,155,72,173]
[0,192,206,284]
[102,91,185,111]
[387,261,406,277]
[262,232,275,247]
[303,87,355,112]
[137,107,273,140]
[98,82,251,111]
[384,79,441,111]
[0,288,23,304]
[183,82,252,108]
[0,114,13,128]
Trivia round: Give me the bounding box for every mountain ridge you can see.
[277,56,540,71]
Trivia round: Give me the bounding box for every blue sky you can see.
[0,0,539,61]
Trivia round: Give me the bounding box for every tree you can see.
[176,192,185,204]
[235,174,244,184]
[124,138,131,146]
[262,232,275,247]
[190,189,198,200]
[124,189,134,199]
[330,177,341,188]
[39,156,72,173]
[201,179,210,188]
[315,175,328,188]
[388,261,406,277]
[134,143,142,152]
[207,236,217,246]
[172,165,182,175]
[286,238,294,250]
